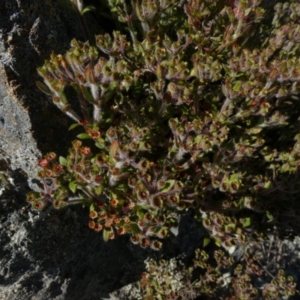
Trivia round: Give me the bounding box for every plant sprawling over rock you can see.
[124,243,296,299]
[28,0,300,297]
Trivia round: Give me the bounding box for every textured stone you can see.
[0,64,40,185]
[0,168,146,300]
[0,0,86,185]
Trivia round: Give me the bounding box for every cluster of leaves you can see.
[139,257,190,300]
[29,0,300,254]
[193,248,296,299]
[26,0,300,298]
[126,243,296,300]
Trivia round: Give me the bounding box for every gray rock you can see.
[0,64,40,186]
[0,0,86,186]
[0,169,147,300]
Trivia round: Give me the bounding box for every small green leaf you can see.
[59,156,68,166]
[110,192,117,199]
[95,186,103,196]
[103,228,111,242]
[80,86,96,104]
[264,181,272,189]
[225,223,236,233]
[194,135,202,143]
[69,123,80,130]
[244,7,252,16]
[115,184,127,193]
[266,211,274,221]
[214,238,221,247]
[81,5,95,15]
[130,223,141,234]
[228,173,240,182]
[36,81,52,95]
[247,127,263,134]
[80,194,92,207]
[90,203,95,212]
[69,181,77,193]
[58,92,68,105]
[233,81,242,92]
[77,133,91,139]
[242,217,251,228]
[203,237,211,247]
[160,180,175,193]
[136,208,144,220]
[95,140,105,149]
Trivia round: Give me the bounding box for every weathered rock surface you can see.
[0,0,106,184]
[0,64,40,185]
[0,172,144,300]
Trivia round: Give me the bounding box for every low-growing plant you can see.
[28,0,300,259]
[117,240,297,299]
